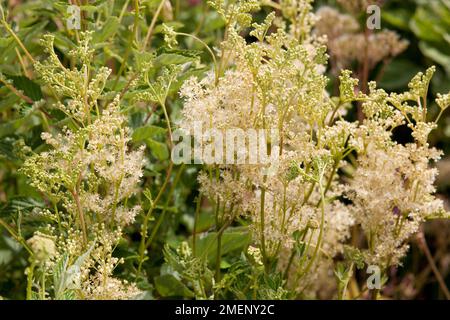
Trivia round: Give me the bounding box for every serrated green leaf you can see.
[0,197,45,217]
[8,76,43,102]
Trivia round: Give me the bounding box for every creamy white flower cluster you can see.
[21,32,145,300]
[315,6,408,71]
[179,0,448,297]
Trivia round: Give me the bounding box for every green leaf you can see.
[430,1,450,25]
[193,226,251,263]
[155,51,197,67]
[203,12,226,32]
[133,49,156,70]
[0,119,24,139]
[153,22,184,35]
[0,197,45,218]
[410,7,445,42]
[0,38,12,48]
[182,210,215,233]
[156,47,202,58]
[9,76,43,102]
[419,42,450,74]
[132,125,167,141]
[93,16,120,43]
[53,33,76,55]
[0,21,47,63]
[220,259,231,269]
[146,138,169,160]
[343,245,365,270]
[53,254,70,299]
[3,236,22,252]
[54,243,96,299]
[382,9,413,31]
[143,188,153,203]
[154,274,195,298]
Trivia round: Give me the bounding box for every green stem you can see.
[215,228,223,282]
[41,271,46,300]
[339,264,354,300]
[143,0,167,49]
[302,181,316,206]
[0,18,36,64]
[70,189,87,246]
[316,160,338,207]
[0,218,33,255]
[144,162,181,249]
[112,0,140,90]
[175,32,219,84]
[0,78,34,104]
[259,186,267,271]
[53,202,62,234]
[137,202,154,273]
[192,194,202,257]
[283,226,309,280]
[328,99,342,126]
[283,248,296,280]
[435,108,446,123]
[26,261,35,300]
[142,96,176,251]
[298,178,326,280]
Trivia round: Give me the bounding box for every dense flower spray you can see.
[176,0,449,298]
[314,5,408,73]
[20,32,145,299]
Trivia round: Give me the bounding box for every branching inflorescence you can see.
[20,32,145,299]
[176,0,449,298]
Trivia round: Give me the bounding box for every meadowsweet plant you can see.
[174,0,449,299]
[0,0,197,300]
[176,0,355,297]
[19,32,146,299]
[0,0,449,301]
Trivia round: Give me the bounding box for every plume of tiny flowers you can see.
[178,1,448,298]
[20,32,145,299]
[315,6,408,73]
[178,0,356,297]
[343,68,447,270]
